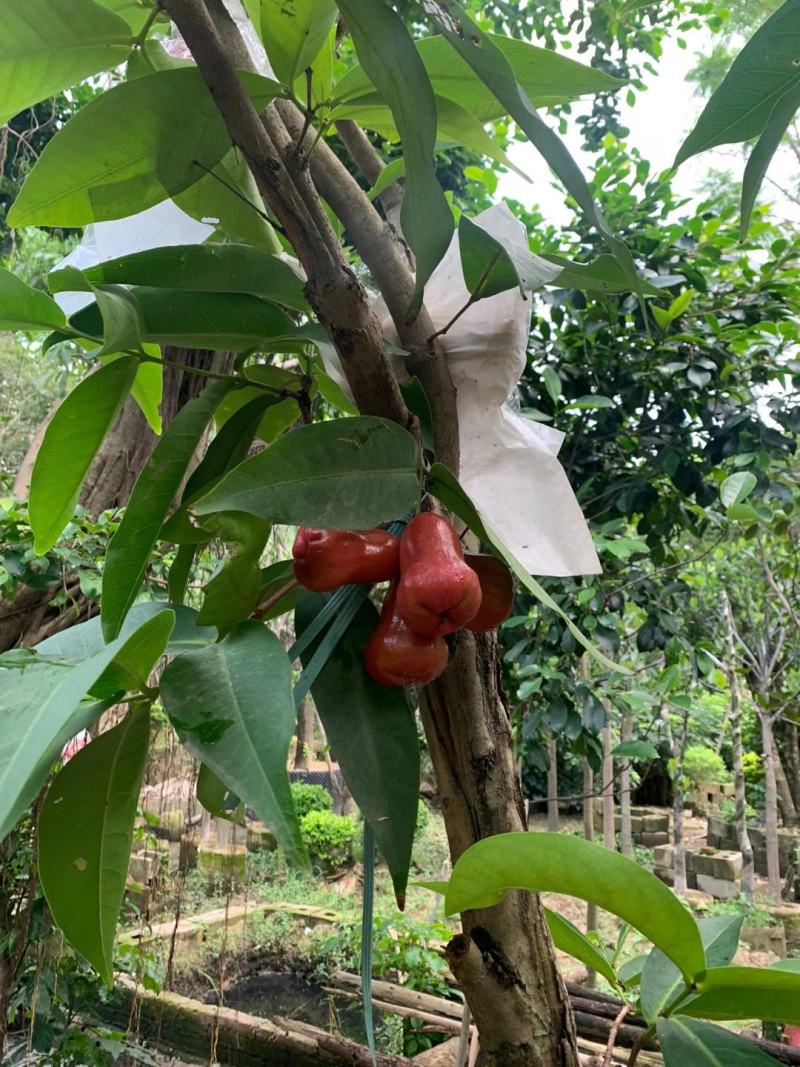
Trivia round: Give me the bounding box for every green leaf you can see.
[126,38,191,79]
[36,601,215,660]
[174,149,282,254]
[0,0,132,126]
[368,157,406,201]
[720,472,758,509]
[426,462,623,674]
[295,591,419,907]
[544,253,652,294]
[9,67,282,227]
[726,502,761,523]
[543,367,562,402]
[676,0,800,164]
[256,559,297,621]
[94,0,156,33]
[130,350,162,435]
[613,740,659,760]
[69,287,296,351]
[658,1016,784,1066]
[38,708,151,985]
[196,763,244,824]
[640,915,743,1023]
[0,609,174,841]
[338,0,453,316]
[29,357,138,554]
[53,244,308,313]
[160,621,306,866]
[544,908,618,987]
[422,3,642,307]
[0,266,67,331]
[102,380,231,641]
[563,395,615,410]
[458,215,558,299]
[245,0,337,87]
[740,82,800,236]
[197,512,272,629]
[94,285,143,356]
[334,34,625,120]
[195,416,420,529]
[443,832,704,981]
[683,964,800,1024]
[211,366,306,447]
[618,0,662,14]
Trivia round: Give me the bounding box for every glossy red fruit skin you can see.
[364,583,449,687]
[464,554,514,633]
[396,514,482,637]
[292,527,400,592]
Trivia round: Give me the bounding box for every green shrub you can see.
[300,810,356,872]
[742,751,764,785]
[683,746,730,787]
[291,781,333,821]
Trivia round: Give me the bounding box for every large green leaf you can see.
[0,267,67,331]
[36,601,215,659]
[426,462,622,673]
[0,0,132,126]
[333,33,624,120]
[422,2,641,305]
[38,708,151,984]
[196,512,272,629]
[658,1016,783,1066]
[160,621,305,865]
[244,0,337,87]
[0,609,174,841]
[544,253,655,295]
[683,965,800,1024]
[52,244,308,313]
[640,915,743,1023]
[129,349,162,435]
[458,214,559,299]
[102,380,231,641]
[212,365,307,446]
[8,67,282,227]
[174,149,282,254]
[338,0,452,316]
[29,357,138,555]
[295,591,419,906]
[196,763,244,824]
[68,287,296,351]
[676,0,800,164]
[442,832,705,982]
[544,908,618,987]
[195,416,420,528]
[740,81,800,236]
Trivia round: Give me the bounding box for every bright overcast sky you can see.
[497,25,800,229]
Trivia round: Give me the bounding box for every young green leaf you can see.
[29,357,139,555]
[0,609,174,842]
[52,244,308,313]
[720,472,758,509]
[0,266,67,332]
[93,285,143,356]
[9,68,282,227]
[338,0,453,317]
[196,512,272,630]
[195,416,420,529]
[544,909,618,987]
[683,964,800,1024]
[443,832,705,982]
[295,591,419,907]
[160,621,306,866]
[658,1016,783,1066]
[244,0,337,87]
[38,708,151,985]
[459,215,559,299]
[129,351,162,435]
[0,0,132,126]
[102,380,231,641]
[676,0,800,165]
[196,763,244,825]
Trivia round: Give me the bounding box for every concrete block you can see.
[642,814,670,834]
[684,888,713,909]
[711,851,743,881]
[654,866,674,887]
[630,816,644,836]
[246,820,276,852]
[653,845,674,868]
[198,842,247,888]
[696,873,741,899]
[128,850,160,887]
[740,925,787,957]
[772,903,800,952]
[641,831,669,847]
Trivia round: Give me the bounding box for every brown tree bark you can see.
[783,720,800,810]
[761,711,783,900]
[547,736,560,832]
[774,742,798,828]
[601,723,615,852]
[582,760,598,989]
[293,700,315,770]
[619,714,633,859]
[723,594,754,899]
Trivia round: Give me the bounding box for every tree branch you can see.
[334,118,405,230]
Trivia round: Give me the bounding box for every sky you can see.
[497,25,800,230]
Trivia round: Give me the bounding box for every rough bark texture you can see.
[601,724,615,852]
[547,736,560,832]
[774,743,798,828]
[724,594,755,898]
[761,711,783,900]
[619,715,633,859]
[421,631,578,1067]
[293,699,315,770]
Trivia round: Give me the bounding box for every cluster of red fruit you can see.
[292,514,513,687]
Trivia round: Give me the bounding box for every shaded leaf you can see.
[0,266,67,331]
[683,964,800,1024]
[459,214,559,299]
[39,708,151,984]
[197,512,272,630]
[245,0,337,87]
[196,763,244,825]
[613,740,658,760]
[545,908,618,987]
[740,82,800,236]
[658,1015,783,1066]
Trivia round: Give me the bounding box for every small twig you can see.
[254,578,298,620]
[428,295,477,343]
[134,1,163,47]
[627,1024,655,1067]
[190,158,275,224]
[603,1003,631,1066]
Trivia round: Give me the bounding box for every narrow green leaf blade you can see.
[295,591,419,907]
[36,602,215,660]
[102,380,231,641]
[658,1016,783,1066]
[0,266,67,331]
[30,357,138,554]
[39,708,151,984]
[544,908,618,987]
[683,965,800,1024]
[0,0,132,126]
[160,621,306,866]
[195,416,420,529]
[338,0,453,315]
[443,832,705,982]
[740,82,800,236]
